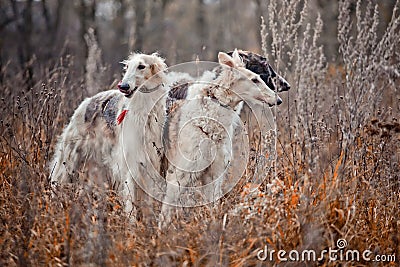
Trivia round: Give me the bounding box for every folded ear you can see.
[150,60,167,76]
[218,52,235,68]
[147,58,167,90]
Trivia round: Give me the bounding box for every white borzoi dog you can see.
[159,50,282,226]
[50,53,167,194]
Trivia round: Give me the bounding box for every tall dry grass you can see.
[1,0,399,266]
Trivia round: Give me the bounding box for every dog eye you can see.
[138,64,146,70]
[251,77,260,84]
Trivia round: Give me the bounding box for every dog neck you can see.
[206,87,230,109]
[205,70,242,110]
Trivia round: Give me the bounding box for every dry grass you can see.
[1,0,399,266]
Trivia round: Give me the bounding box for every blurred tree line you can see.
[0,0,396,87]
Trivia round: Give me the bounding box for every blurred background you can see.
[0,1,399,265]
[0,0,396,85]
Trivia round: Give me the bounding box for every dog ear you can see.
[150,60,167,76]
[232,49,244,67]
[147,57,167,89]
[149,52,167,75]
[218,52,235,68]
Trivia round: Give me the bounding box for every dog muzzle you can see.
[117,81,137,98]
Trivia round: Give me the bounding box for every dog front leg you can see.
[159,168,191,228]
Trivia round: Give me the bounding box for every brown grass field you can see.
[1,1,399,266]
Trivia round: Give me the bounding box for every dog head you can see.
[118,52,167,97]
[227,50,290,92]
[218,49,282,107]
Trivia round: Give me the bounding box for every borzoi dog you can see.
[50,53,167,194]
[50,89,124,188]
[159,50,282,226]
[230,51,290,174]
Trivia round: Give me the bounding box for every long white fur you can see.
[50,89,124,189]
[113,79,168,214]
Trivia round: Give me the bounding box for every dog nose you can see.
[280,80,291,91]
[282,83,290,91]
[276,97,282,105]
[118,81,130,91]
